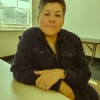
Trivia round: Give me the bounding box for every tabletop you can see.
[0,59,69,100]
[81,37,100,44]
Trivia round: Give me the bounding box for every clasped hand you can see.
[34,69,75,100]
[34,69,64,90]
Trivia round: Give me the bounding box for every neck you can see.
[45,35,57,44]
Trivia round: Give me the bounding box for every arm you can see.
[10,30,61,91]
[59,80,75,100]
[64,37,91,88]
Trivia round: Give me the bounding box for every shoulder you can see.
[21,27,40,42]
[61,29,81,43]
[19,27,39,44]
[23,27,39,37]
[62,29,79,38]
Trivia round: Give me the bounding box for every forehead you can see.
[41,2,63,12]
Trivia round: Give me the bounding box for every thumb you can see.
[34,71,43,75]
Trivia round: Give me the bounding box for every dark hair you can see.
[38,0,66,16]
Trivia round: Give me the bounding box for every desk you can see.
[81,37,100,66]
[0,59,69,100]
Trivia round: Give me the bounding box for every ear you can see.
[61,17,64,27]
[63,16,65,20]
[37,16,39,24]
[63,17,65,25]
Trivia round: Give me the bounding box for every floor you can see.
[7,59,100,95]
[89,62,100,95]
[90,62,100,80]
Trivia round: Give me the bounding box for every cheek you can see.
[60,19,64,26]
[58,21,63,27]
[39,17,47,25]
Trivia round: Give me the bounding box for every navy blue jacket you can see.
[10,27,98,100]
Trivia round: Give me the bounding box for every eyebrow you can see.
[44,10,62,13]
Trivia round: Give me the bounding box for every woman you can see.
[10,0,99,100]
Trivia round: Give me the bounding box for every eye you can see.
[44,13,50,16]
[56,14,61,17]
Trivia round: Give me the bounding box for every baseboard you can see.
[86,55,100,63]
[0,55,14,61]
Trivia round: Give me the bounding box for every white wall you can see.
[63,0,100,39]
[63,0,100,58]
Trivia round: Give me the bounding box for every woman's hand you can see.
[59,81,75,100]
[34,69,64,90]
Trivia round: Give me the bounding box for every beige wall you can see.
[0,31,23,57]
[0,0,100,58]
[82,43,100,58]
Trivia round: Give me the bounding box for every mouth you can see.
[46,26,56,28]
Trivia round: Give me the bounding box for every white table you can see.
[81,37,100,66]
[0,59,69,100]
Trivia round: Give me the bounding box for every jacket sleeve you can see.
[10,31,61,92]
[64,36,91,88]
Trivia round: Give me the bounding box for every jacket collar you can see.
[37,27,66,43]
[57,29,66,42]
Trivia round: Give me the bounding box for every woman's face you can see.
[38,2,64,37]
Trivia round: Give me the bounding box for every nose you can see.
[49,14,55,22]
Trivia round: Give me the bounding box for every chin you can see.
[45,32,58,37]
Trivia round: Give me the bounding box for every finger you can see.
[41,84,48,90]
[45,81,54,90]
[45,84,51,90]
[35,76,42,87]
[34,71,43,75]
[35,71,46,86]
[36,76,46,89]
[36,72,49,86]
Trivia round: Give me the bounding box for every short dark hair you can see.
[38,0,66,16]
